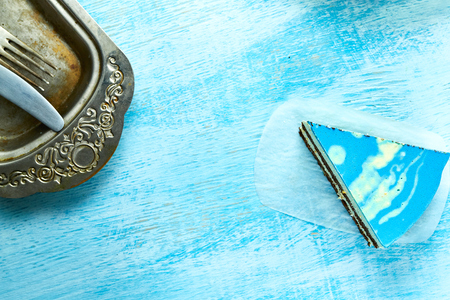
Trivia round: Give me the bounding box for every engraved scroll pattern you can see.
[0,57,124,188]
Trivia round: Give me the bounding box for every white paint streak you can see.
[361,153,423,222]
[379,161,425,225]
[328,145,346,165]
[349,139,402,207]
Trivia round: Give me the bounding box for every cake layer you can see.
[300,121,450,248]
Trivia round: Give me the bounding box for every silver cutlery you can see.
[0,26,64,131]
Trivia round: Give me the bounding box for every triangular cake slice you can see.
[299,121,450,248]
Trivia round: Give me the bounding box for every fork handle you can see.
[0,64,64,132]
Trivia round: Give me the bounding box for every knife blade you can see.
[0,64,64,132]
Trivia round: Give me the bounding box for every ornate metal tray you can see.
[0,0,134,198]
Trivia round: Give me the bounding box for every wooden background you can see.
[2,0,450,298]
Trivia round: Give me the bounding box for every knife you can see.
[0,64,64,132]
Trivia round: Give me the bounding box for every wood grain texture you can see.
[2,0,450,298]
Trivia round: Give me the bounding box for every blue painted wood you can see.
[2,0,450,298]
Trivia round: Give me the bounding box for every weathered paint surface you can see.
[1,0,450,298]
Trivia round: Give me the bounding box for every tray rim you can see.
[0,0,134,198]
[0,0,101,161]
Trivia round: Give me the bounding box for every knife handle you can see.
[0,64,64,132]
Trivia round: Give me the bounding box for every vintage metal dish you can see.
[0,0,134,198]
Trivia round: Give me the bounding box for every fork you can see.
[0,26,64,131]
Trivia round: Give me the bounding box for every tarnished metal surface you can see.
[0,0,134,198]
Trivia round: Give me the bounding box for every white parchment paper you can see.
[254,99,450,243]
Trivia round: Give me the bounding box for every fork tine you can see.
[0,49,50,85]
[0,27,57,70]
[6,42,55,77]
